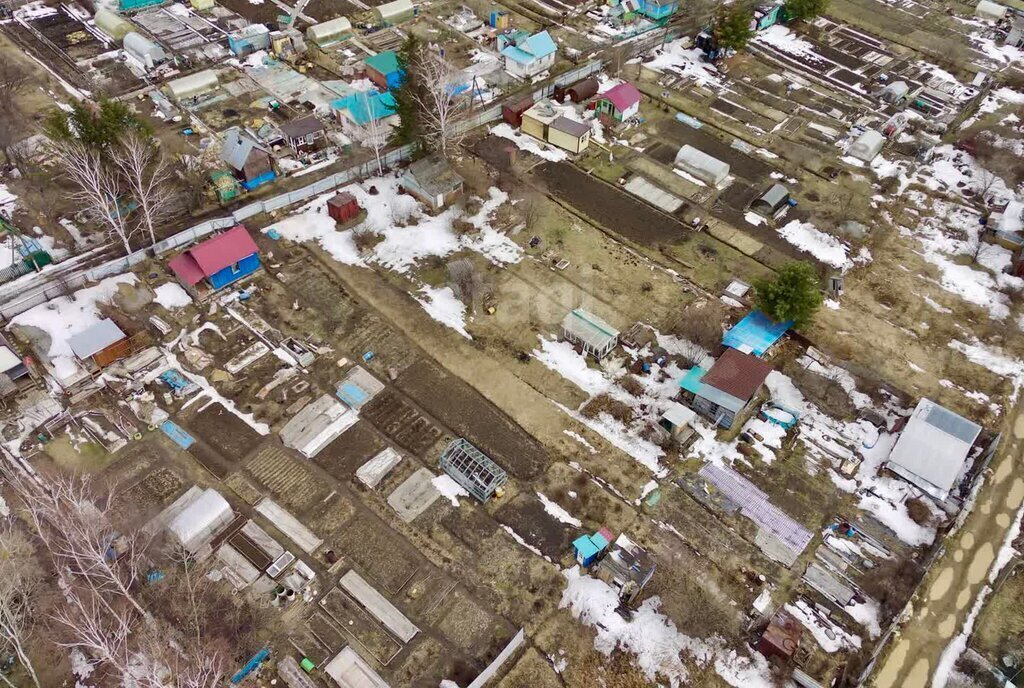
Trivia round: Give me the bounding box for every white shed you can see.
[306,17,352,46]
[124,31,167,69]
[848,129,885,162]
[95,8,133,40]
[975,0,1007,21]
[674,144,730,186]
[166,488,233,553]
[166,69,220,102]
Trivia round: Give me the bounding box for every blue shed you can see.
[573,532,610,567]
[638,0,678,20]
[721,310,793,357]
[168,225,261,297]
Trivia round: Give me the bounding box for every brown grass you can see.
[581,394,635,424]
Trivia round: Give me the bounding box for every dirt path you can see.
[870,403,1024,688]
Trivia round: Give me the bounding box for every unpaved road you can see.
[871,404,1024,688]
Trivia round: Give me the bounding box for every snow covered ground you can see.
[490,123,568,162]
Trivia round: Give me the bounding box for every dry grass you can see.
[581,394,635,424]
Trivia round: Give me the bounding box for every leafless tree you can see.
[0,61,30,116]
[0,518,43,688]
[53,142,137,254]
[344,92,390,176]
[973,168,1003,203]
[114,132,177,246]
[411,50,467,156]
[518,192,545,233]
[448,258,485,310]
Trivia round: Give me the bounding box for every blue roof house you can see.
[722,310,792,357]
[332,90,398,126]
[499,30,557,79]
[573,532,610,567]
[364,51,404,90]
[637,0,678,21]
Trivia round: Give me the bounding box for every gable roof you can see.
[333,90,396,125]
[404,154,464,197]
[501,30,557,64]
[701,348,772,402]
[551,116,591,138]
[364,50,401,76]
[601,82,641,111]
[68,318,126,359]
[221,127,269,171]
[169,226,259,284]
[886,398,982,500]
[280,115,324,139]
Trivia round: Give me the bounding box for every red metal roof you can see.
[601,82,641,112]
[702,348,773,402]
[168,252,205,286]
[187,226,258,277]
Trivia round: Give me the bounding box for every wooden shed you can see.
[502,96,534,127]
[327,192,360,223]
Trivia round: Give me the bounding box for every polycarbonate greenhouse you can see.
[439,438,507,503]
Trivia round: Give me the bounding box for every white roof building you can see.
[166,69,220,101]
[886,398,982,501]
[166,488,233,553]
[975,0,1008,21]
[674,144,730,186]
[848,129,885,162]
[324,647,390,688]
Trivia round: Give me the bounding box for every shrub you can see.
[581,394,635,424]
[905,497,931,526]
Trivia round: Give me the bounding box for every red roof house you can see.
[168,225,261,295]
[596,82,642,123]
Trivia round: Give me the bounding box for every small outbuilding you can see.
[402,154,465,210]
[228,23,271,57]
[68,318,130,369]
[561,308,619,359]
[168,225,261,297]
[885,398,982,501]
[572,530,611,567]
[658,402,696,442]
[439,438,507,503]
[521,101,591,154]
[596,533,656,604]
[596,82,642,123]
[756,609,804,665]
[975,0,1007,21]
[364,50,403,90]
[280,116,326,153]
[674,144,730,186]
[848,129,885,162]
[221,127,276,190]
[750,184,790,218]
[327,192,360,224]
[374,0,415,25]
[501,95,534,127]
[554,76,599,103]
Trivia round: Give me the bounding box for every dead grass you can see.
[581,394,635,424]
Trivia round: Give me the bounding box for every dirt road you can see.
[871,404,1024,687]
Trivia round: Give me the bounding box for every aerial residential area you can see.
[0,0,1022,684]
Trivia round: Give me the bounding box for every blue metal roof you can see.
[722,310,792,357]
[678,366,707,395]
[501,30,556,64]
[332,90,396,125]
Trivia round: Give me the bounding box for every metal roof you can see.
[68,318,126,359]
[601,82,641,112]
[186,225,259,277]
[662,402,696,427]
[701,348,773,402]
[722,310,792,357]
[561,308,619,351]
[753,184,790,213]
[404,154,464,198]
[280,115,324,140]
[886,398,981,499]
[221,127,270,171]
[501,30,557,64]
[364,50,401,76]
[550,116,591,138]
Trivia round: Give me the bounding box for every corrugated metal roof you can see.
[701,348,772,402]
[364,50,401,76]
[221,127,268,171]
[68,318,126,359]
[187,225,259,277]
[722,310,792,357]
[550,116,590,138]
[168,253,205,286]
[601,82,641,112]
[886,398,981,499]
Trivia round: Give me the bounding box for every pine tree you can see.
[754,261,823,329]
[390,35,422,147]
[43,99,149,152]
[784,0,829,20]
[713,5,755,51]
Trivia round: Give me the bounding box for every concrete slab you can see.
[386,468,440,522]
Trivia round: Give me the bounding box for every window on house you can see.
[231,262,241,274]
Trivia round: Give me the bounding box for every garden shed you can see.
[561,308,619,359]
[68,319,130,369]
[327,192,360,223]
[439,438,507,503]
[674,144,730,186]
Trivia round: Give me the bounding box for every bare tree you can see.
[344,91,390,176]
[518,192,545,233]
[54,142,137,254]
[0,61,30,116]
[973,168,1003,203]
[411,50,467,156]
[0,518,43,688]
[114,132,177,246]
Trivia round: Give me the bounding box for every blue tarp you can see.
[232,649,270,684]
[160,420,195,449]
[336,382,368,408]
[722,310,792,357]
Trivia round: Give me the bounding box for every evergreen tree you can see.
[784,0,829,20]
[43,99,149,151]
[754,261,823,329]
[390,35,422,147]
[713,5,755,51]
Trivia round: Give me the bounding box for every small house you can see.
[168,225,261,297]
[374,0,415,25]
[722,310,792,357]
[228,23,271,57]
[637,0,678,21]
[68,318,131,370]
[364,50,403,90]
[750,184,791,218]
[975,0,1007,21]
[572,530,611,566]
[554,77,598,104]
[221,128,276,190]
[596,534,656,604]
[522,101,591,154]
[402,154,464,211]
[755,610,803,665]
[885,398,982,502]
[674,145,730,186]
[753,1,783,30]
[280,116,326,154]
[561,308,618,359]
[332,90,397,127]
[439,438,507,503]
[595,82,642,123]
[499,30,557,79]
[305,17,352,48]
[327,192,360,224]
[679,348,773,429]
[501,95,534,127]
[848,129,884,162]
